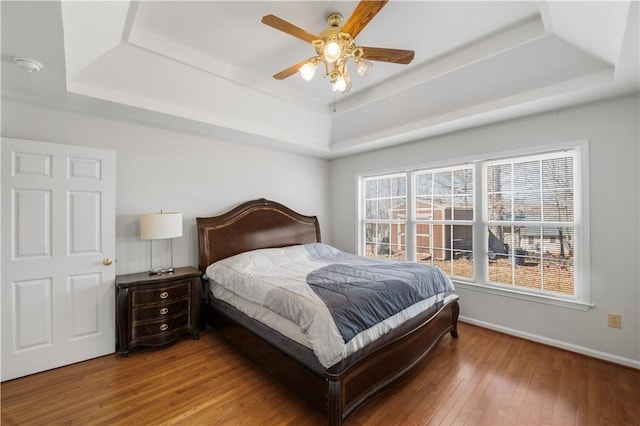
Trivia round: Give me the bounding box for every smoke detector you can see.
[13,57,44,73]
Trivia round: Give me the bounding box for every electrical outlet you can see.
[607,313,622,329]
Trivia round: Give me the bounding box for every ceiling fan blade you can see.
[273,58,316,80]
[361,47,415,64]
[342,0,389,38]
[262,14,319,44]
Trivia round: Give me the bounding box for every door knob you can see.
[103,258,113,266]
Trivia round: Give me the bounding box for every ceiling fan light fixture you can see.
[332,76,346,93]
[263,2,414,95]
[299,61,318,81]
[323,40,342,63]
[355,58,373,77]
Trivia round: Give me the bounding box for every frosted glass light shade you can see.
[324,41,342,63]
[299,62,317,81]
[356,58,373,77]
[332,75,347,92]
[140,212,183,240]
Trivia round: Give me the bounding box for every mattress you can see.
[205,243,456,368]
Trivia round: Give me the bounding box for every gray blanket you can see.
[305,245,452,343]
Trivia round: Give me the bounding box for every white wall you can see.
[3,94,638,367]
[2,98,331,275]
[330,94,640,367]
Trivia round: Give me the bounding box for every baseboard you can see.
[459,315,640,370]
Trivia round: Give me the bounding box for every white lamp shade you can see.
[139,212,183,240]
[299,61,317,81]
[356,58,373,77]
[333,75,347,92]
[324,41,342,63]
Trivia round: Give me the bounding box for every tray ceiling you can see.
[2,1,638,158]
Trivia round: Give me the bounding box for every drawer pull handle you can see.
[159,292,169,299]
[160,308,169,315]
[160,324,169,331]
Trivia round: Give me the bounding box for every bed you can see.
[196,198,459,425]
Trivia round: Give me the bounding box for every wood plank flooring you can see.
[2,322,639,425]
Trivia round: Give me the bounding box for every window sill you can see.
[452,280,594,311]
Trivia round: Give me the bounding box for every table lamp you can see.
[139,211,182,274]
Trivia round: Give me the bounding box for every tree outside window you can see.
[358,146,582,301]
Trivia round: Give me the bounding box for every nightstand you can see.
[116,266,202,356]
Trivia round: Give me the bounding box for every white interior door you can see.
[1,138,116,381]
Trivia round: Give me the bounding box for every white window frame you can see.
[412,164,475,279]
[357,140,592,311]
[360,172,408,260]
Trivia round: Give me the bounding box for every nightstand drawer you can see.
[131,314,190,340]
[131,281,191,305]
[132,298,190,322]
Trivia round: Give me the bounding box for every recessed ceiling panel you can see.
[129,1,541,106]
[331,34,613,145]
[3,1,637,158]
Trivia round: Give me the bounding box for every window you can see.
[485,152,577,296]
[362,173,407,260]
[358,144,586,305]
[414,165,474,279]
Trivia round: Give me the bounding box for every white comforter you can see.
[205,243,455,368]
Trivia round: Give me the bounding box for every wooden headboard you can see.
[196,198,321,271]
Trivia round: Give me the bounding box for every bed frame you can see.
[196,198,459,425]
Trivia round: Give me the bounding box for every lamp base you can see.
[149,267,174,275]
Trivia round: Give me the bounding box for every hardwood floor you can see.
[2,322,639,425]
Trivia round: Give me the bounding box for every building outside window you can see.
[485,151,577,296]
[358,143,586,304]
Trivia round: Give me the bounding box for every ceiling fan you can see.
[262,0,414,94]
